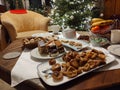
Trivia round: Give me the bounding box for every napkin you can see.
[111,30,120,43]
[11,49,44,87]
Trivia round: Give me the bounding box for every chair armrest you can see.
[0,25,9,50]
[1,21,17,41]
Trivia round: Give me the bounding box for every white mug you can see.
[48,25,60,34]
[111,30,120,43]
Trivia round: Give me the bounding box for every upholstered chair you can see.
[1,10,50,41]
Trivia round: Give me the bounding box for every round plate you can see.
[32,32,53,37]
[30,48,65,60]
[107,45,120,56]
[3,52,21,60]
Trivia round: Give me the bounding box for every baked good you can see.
[38,40,48,55]
[65,66,78,78]
[47,41,59,57]
[52,63,61,72]
[52,71,63,81]
[49,59,56,65]
[54,40,65,53]
[38,39,65,57]
[23,37,43,49]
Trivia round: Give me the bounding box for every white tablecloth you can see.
[11,34,120,87]
[11,47,120,87]
[11,49,45,87]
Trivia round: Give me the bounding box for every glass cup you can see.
[48,25,60,34]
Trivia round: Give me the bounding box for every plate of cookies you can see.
[31,39,66,60]
[37,47,115,86]
[60,39,89,51]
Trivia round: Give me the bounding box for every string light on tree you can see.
[50,0,94,30]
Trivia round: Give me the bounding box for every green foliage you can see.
[50,0,94,31]
[29,4,49,16]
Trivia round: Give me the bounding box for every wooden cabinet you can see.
[104,0,120,29]
[104,0,120,19]
[115,0,120,16]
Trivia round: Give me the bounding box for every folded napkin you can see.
[11,49,45,87]
[111,30,120,43]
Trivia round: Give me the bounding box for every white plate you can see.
[58,32,80,39]
[107,45,120,56]
[32,32,80,40]
[37,47,115,86]
[60,39,89,51]
[32,32,53,37]
[3,52,21,60]
[31,48,65,60]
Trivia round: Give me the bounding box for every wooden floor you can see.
[0,79,16,90]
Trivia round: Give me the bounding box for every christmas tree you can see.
[50,0,94,31]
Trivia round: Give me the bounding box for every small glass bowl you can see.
[89,23,114,46]
[89,32,110,46]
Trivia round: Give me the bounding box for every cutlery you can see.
[42,68,53,75]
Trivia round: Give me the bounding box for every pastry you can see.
[54,40,65,53]
[52,71,63,81]
[52,63,61,72]
[65,66,78,78]
[49,59,56,65]
[47,41,59,57]
[38,40,48,55]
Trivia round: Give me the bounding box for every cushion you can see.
[16,30,47,39]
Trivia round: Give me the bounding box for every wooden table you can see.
[0,38,120,90]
